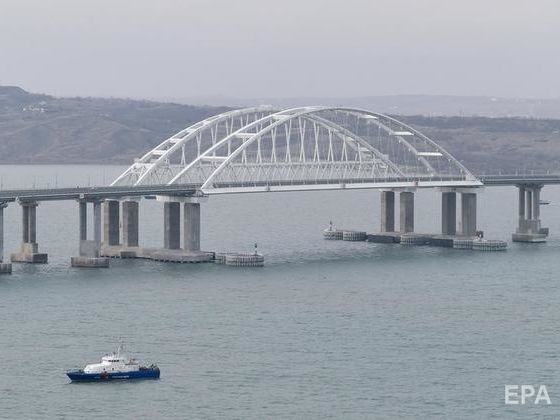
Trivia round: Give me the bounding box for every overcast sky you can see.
[1,0,559,100]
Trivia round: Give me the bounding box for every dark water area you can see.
[1,165,559,418]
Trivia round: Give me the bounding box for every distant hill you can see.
[0,86,228,164]
[397,115,560,174]
[171,94,560,119]
[1,86,560,174]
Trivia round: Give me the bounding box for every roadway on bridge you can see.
[0,184,199,202]
[0,174,557,203]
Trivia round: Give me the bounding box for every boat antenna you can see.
[117,338,124,357]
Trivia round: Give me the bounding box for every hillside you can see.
[1,86,560,174]
[0,86,228,164]
[397,115,560,174]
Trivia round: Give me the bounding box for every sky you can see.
[0,0,559,100]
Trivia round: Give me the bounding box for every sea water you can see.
[0,165,559,419]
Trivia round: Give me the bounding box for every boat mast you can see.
[116,340,124,357]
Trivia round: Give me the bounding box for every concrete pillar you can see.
[103,200,120,246]
[79,200,87,241]
[184,202,201,252]
[441,192,456,235]
[164,202,181,249]
[399,192,414,233]
[0,203,6,262]
[518,186,525,222]
[461,193,477,237]
[0,203,11,273]
[21,204,29,243]
[20,202,38,243]
[380,191,395,232]
[28,203,37,244]
[532,187,541,220]
[122,201,139,247]
[526,189,533,220]
[93,201,102,257]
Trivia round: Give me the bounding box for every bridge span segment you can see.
[0,108,557,271]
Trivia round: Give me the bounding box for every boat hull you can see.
[67,368,160,382]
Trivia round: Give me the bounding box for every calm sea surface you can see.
[1,165,560,419]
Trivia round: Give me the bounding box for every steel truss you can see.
[112,106,479,193]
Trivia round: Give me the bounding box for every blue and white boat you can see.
[67,344,160,382]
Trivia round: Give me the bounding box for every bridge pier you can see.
[98,195,210,263]
[161,199,202,251]
[184,202,201,252]
[440,189,479,237]
[380,190,395,232]
[0,202,11,273]
[460,192,477,236]
[164,202,181,250]
[122,200,139,248]
[103,200,120,246]
[399,191,414,233]
[441,191,457,235]
[512,184,548,242]
[11,201,48,263]
[71,199,109,267]
[149,195,212,262]
[100,199,140,258]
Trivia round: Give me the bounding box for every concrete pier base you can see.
[11,242,48,263]
[71,200,109,267]
[364,231,507,250]
[400,233,433,245]
[101,245,214,263]
[11,202,48,263]
[512,232,547,243]
[367,232,401,243]
[513,184,548,243]
[71,256,110,268]
[0,263,12,274]
[430,235,456,248]
[11,251,48,263]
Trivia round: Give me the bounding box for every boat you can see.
[539,199,551,205]
[67,344,160,382]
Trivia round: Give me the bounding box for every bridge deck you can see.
[0,185,199,202]
[479,175,560,186]
[0,175,556,202]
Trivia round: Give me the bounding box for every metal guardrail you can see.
[479,174,560,186]
[0,173,558,203]
[0,184,201,202]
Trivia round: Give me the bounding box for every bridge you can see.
[0,106,554,272]
[111,106,481,192]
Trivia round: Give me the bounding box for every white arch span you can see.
[112,106,480,193]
